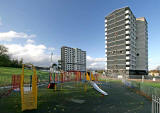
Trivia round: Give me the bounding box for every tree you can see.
[0,45,11,66]
[0,45,23,68]
[0,45,8,55]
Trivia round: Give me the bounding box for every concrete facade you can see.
[61,46,86,72]
[136,17,148,72]
[105,7,148,77]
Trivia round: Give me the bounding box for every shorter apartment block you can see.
[61,46,86,72]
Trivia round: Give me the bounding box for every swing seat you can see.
[48,83,56,89]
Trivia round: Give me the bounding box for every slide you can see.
[90,81,108,96]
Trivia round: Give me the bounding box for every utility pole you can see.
[50,52,54,78]
[50,52,53,67]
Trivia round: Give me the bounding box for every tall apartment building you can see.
[61,46,86,72]
[105,7,148,77]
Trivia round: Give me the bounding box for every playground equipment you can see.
[19,68,107,111]
[0,75,21,98]
[12,75,21,91]
[86,72,108,96]
[21,64,37,111]
[47,71,108,96]
[90,81,108,95]
[48,71,83,90]
[48,71,63,89]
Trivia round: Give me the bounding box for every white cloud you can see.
[4,42,105,68]
[87,56,105,70]
[0,30,36,41]
[148,57,160,70]
[4,42,60,67]
[87,56,105,62]
[26,39,35,44]
[48,47,55,51]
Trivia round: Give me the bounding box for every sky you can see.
[0,0,160,70]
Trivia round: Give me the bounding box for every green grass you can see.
[0,82,97,113]
[142,82,160,88]
[0,67,49,86]
[127,80,160,97]
[129,80,160,88]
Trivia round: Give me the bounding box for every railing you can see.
[152,95,160,113]
[122,79,160,113]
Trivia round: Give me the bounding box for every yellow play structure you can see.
[86,72,90,81]
[21,64,37,111]
[91,72,95,81]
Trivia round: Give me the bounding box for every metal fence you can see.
[152,95,160,113]
[122,79,160,97]
[122,79,160,113]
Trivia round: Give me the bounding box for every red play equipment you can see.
[48,71,85,89]
[0,75,21,98]
[12,75,21,90]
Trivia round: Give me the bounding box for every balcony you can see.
[126,41,130,44]
[126,51,130,54]
[126,67,130,70]
[125,10,130,14]
[126,46,130,49]
[126,56,130,60]
[125,20,130,24]
[105,40,107,44]
[105,49,107,52]
[105,36,107,40]
[105,28,107,31]
[105,32,107,35]
[105,19,107,23]
[125,30,130,34]
[126,36,130,39]
[126,62,130,65]
[125,25,130,29]
[105,24,107,27]
[105,45,107,49]
[125,15,130,19]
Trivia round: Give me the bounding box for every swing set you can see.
[48,71,84,89]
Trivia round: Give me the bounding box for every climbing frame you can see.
[21,64,37,111]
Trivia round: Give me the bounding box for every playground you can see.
[0,81,151,113]
[0,65,152,113]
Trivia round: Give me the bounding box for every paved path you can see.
[92,81,152,113]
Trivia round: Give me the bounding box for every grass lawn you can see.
[141,82,160,88]
[129,79,160,88]
[0,67,49,86]
[0,81,151,113]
